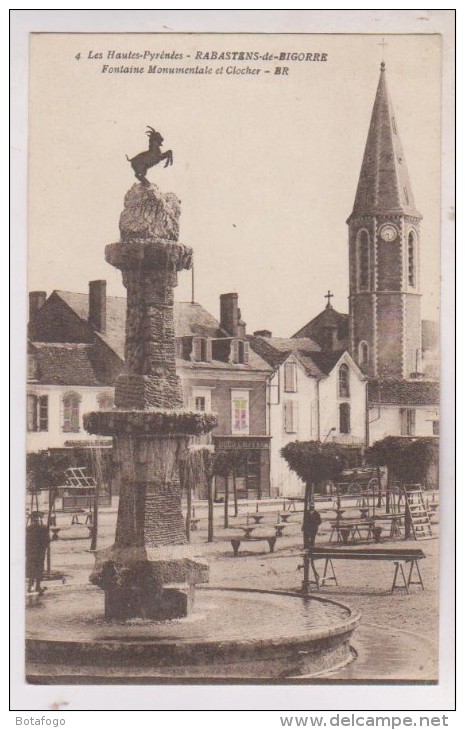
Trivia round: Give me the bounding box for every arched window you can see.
[408,231,416,287]
[357,230,369,290]
[338,364,350,398]
[97,392,114,410]
[62,392,81,432]
[339,403,351,434]
[358,341,369,368]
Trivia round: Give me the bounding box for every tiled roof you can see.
[30,343,103,386]
[55,292,228,360]
[249,336,327,377]
[53,291,271,372]
[368,378,439,406]
[292,306,349,348]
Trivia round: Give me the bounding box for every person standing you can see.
[302,503,322,549]
[26,512,50,594]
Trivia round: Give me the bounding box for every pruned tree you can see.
[280,441,347,508]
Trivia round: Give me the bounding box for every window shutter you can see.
[243,341,250,364]
[192,338,202,362]
[231,339,239,363]
[284,402,297,433]
[206,338,213,362]
[39,395,48,431]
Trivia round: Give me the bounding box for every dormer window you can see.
[231,339,249,364]
[27,354,38,381]
[192,337,212,363]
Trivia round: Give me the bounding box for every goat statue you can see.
[126,127,173,185]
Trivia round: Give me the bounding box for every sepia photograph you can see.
[11,9,455,713]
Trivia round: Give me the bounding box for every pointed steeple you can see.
[348,63,421,221]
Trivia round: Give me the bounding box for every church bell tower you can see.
[347,62,422,379]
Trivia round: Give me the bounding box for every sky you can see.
[28,33,441,336]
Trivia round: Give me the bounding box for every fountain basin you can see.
[26,586,360,683]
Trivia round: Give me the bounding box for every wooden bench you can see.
[273,523,287,538]
[247,513,265,524]
[231,535,277,556]
[300,546,426,595]
[329,520,378,544]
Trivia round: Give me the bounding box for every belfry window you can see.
[358,341,369,368]
[357,230,369,290]
[408,231,416,287]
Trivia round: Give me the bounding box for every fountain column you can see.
[84,183,217,620]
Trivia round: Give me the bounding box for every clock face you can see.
[380,224,398,242]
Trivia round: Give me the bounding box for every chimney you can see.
[220,293,238,337]
[89,280,107,333]
[237,307,247,339]
[29,291,47,323]
[254,329,272,338]
[321,324,338,353]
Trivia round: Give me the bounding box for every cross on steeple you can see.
[324,290,334,308]
[378,37,388,66]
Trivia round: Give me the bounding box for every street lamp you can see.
[323,427,336,444]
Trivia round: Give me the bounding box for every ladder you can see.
[403,485,433,540]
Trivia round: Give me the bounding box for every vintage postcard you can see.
[12,11,455,713]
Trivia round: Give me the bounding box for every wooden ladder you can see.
[403,486,433,540]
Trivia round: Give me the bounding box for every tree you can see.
[366,437,439,537]
[366,437,439,487]
[280,441,347,506]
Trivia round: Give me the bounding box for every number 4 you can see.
[75,53,81,60]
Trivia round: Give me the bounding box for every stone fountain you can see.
[84,182,217,620]
[26,175,361,683]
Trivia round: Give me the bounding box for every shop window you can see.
[338,364,350,398]
[62,392,81,433]
[27,394,48,432]
[400,408,416,436]
[284,361,297,392]
[339,403,351,434]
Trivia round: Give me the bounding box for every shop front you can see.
[212,435,271,500]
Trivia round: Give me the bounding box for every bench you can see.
[231,535,277,556]
[299,546,426,595]
[278,512,294,524]
[329,520,378,544]
[247,513,265,525]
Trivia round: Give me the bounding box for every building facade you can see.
[28,284,273,498]
[249,335,367,496]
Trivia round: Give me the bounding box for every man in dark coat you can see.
[26,513,50,594]
[302,503,322,549]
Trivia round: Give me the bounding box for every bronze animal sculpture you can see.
[126,127,173,185]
